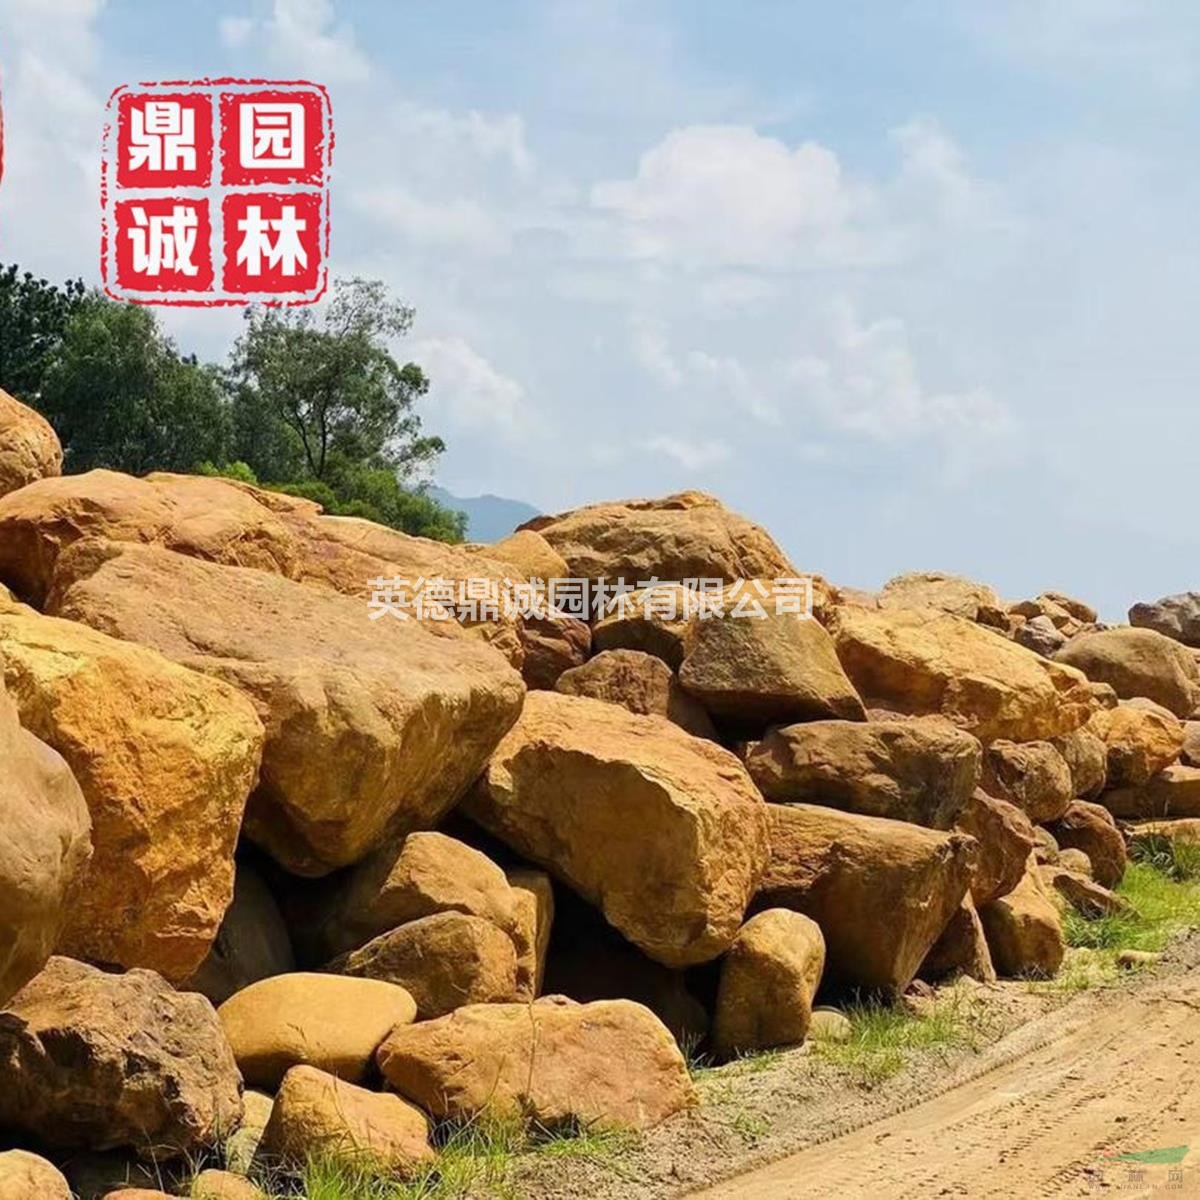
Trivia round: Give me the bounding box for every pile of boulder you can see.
[1,386,1199,1196]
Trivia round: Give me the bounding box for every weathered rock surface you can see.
[520,491,796,586]
[0,957,241,1156]
[191,1170,265,1200]
[1014,615,1067,658]
[1038,866,1129,919]
[757,804,976,992]
[831,606,1094,742]
[712,909,825,1059]
[0,389,61,500]
[224,1090,273,1176]
[517,612,591,690]
[258,1066,433,1176]
[1182,722,1200,766]
[1055,627,1200,718]
[1090,701,1184,787]
[980,740,1073,823]
[878,571,1005,625]
[377,996,695,1130]
[48,540,524,875]
[953,790,1037,905]
[0,602,263,980]
[465,691,770,967]
[331,912,520,1019]
[310,831,523,965]
[507,867,554,999]
[745,717,980,828]
[920,896,996,984]
[0,1150,71,1200]
[0,686,91,1005]
[1047,801,1127,888]
[555,648,716,737]
[487,529,570,581]
[679,609,865,726]
[1051,726,1108,798]
[979,865,1065,978]
[1101,764,1200,819]
[1129,592,1200,648]
[218,972,416,1089]
[183,864,295,1005]
[591,583,711,668]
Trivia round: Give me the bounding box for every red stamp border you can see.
[101,78,333,307]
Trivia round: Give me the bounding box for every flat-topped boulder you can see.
[831,606,1094,743]
[878,571,1006,625]
[464,691,770,967]
[745,717,980,828]
[48,539,524,875]
[1055,627,1200,718]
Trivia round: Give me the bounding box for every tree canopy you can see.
[0,267,465,541]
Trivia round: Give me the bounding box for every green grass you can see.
[222,1114,634,1200]
[810,988,989,1083]
[1063,859,1200,956]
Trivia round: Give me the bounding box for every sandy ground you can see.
[517,935,1200,1200]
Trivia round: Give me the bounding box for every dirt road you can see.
[695,971,1200,1199]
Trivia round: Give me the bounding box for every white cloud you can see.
[349,187,510,254]
[787,300,1015,446]
[630,317,683,388]
[592,124,876,268]
[644,435,731,470]
[219,0,370,83]
[413,337,531,441]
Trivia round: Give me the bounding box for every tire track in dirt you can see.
[693,974,1200,1199]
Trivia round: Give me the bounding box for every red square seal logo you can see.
[102,79,331,306]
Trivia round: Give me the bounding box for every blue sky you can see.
[2,0,1199,619]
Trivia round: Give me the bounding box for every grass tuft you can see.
[1063,860,1200,956]
[810,988,988,1083]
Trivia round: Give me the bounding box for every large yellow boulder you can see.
[0,602,263,980]
[376,996,695,1130]
[831,606,1095,742]
[48,540,524,875]
[1055,627,1200,718]
[464,691,770,967]
[520,490,796,586]
[0,390,61,500]
[979,861,1065,978]
[758,804,976,992]
[0,685,91,1005]
[1089,700,1184,787]
[878,571,1006,625]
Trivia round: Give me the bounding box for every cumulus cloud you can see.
[219,0,370,83]
[644,434,731,470]
[412,337,532,442]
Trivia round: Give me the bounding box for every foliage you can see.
[39,294,230,474]
[2,263,466,542]
[0,264,86,402]
[1063,859,1200,955]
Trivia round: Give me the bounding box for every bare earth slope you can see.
[697,962,1200,1199]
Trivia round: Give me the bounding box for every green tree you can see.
[39,294,230,474]
[230,277,444,483]
[0,265,86,402]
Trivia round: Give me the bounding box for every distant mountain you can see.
[429,486,541,543]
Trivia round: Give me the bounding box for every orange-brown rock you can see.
[258,1065,433,1176]
[1101,764,1200,819]
[218,973,416,1089]
[0,957,242,1156]
[1055,627,1200,718]
[1047,800,1127,888]
[757,804,976,992]
[679,609,865,725]
[878,571,1006,625]
[48,540,523,875]
[0,1150,71,1200]
[520,491,796,586]
[377,996,695,1130]
[831,606,1094,743]
[0,685,91,1005]
[919,896,996,984]
[980,740,1073,823]
[507,867,554,999]
[744,717,979,828]
[487,528,569,581]
[953,790,1036,905]
[0,600,263,980]
[1051,725,1108,798]
[464,691,770,967]
[556,648,716,737]
[712,909,825,1059]
[1089,701,1184,787]
[0,389,61,500]
[979,863,1065,978]
[331,912,520,1019]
